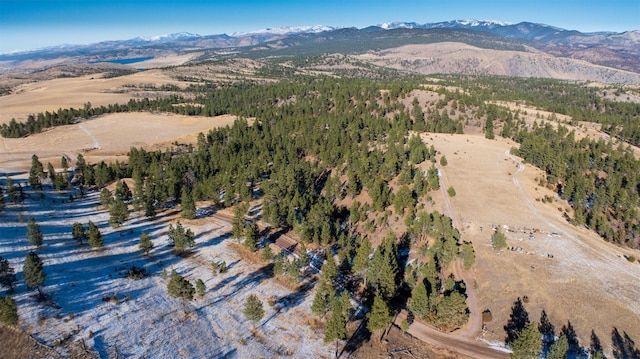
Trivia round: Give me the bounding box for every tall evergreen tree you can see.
[232,202,249,238]
[196,278,206,296]
[144,194,156,218]
[100,188,113,208]
[87,221,103,248]
[72,222,87,245]
[115,180,132,202]
[47,162,56,184]
[168,221,195,255]
[0,296,18,326]
[0,185,5,210]
[243,294,265,329]
[23,251,45,298]
[167,269,195,312]
[0,256,17,292]
[492,227,508,250]
[109,197,129,227]
[139,231,153,255]
[324,293,348,358]
[28,154,44,190]
[367,235,399,300]
[352,237,372,278]
[132,170,144,211]
[5,177,19,204]
[509,322,542,359]
[180,187,196,219]
[505,298,531,344]
[311,280,335,317]
[26,217,43,246]
[75,153,86,178]
[547,335,569,359]
[410,281,430,319]
[366,294,393,340]
[320,253,338,284]
[243,222,259,252]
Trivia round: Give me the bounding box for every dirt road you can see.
[394,311,509,359]
[437,163,484,339]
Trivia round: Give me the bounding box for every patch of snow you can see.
[0,177,331,358]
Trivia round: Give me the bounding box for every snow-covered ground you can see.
[0,178,331,358]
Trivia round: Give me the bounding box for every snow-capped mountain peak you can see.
[232,25,337,37]
[134,32,201,42]
[455,19,513,27]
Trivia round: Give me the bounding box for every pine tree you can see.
[47,162,56,184]
[26,217,43,246]
[491,227,508,250]
[232,202,248,238]
[109,197,129,227]
[460,241,475,270]
[0,256,17,292]
[196,279,206,296]
[324,293,348,358]
[547,335,569,359]
[115,180,132,202]
[75,153,86,178]
[410,281,430,319]
[167,270,195,311]
[87,221,103,248]
[144,195,156,218]
[367,235,399,300]
[5,177,19,204]
[311,280,334,317]
[509,322,542,359]
[72,222,86,245]
[244,222,259,252]
[60,156,68,170]
[298,243,310,267]
[261,245,274,262]
[505,298,530,345]
[0,185,5,210]
[28,154,44,190]
[352,237,372,276]
[433,291,469,331]
[139,231,153,255]
[367,294,393,340]
[132,170,144,211]
[243,294,265,329]
[23,251,45,298]
[0,296,18,326]
[320,253,338,284]
[168,221,195,255]
[100,188,113,208]
[180,187,196,219]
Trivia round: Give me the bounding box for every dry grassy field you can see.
[425,132,640,349]
[0,70,189,125]
[0,112,237,172]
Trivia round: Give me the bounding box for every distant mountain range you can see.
[1,20,638,78]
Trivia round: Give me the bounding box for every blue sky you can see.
[1,0,638,53]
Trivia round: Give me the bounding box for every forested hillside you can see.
[2,72,640,358]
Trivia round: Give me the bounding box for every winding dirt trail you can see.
[393,310,508,359]
[437,162,483,339]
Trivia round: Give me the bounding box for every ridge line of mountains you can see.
[1,20,638,81]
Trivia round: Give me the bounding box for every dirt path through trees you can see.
[436,162,483,339]
[393,310,508,359]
